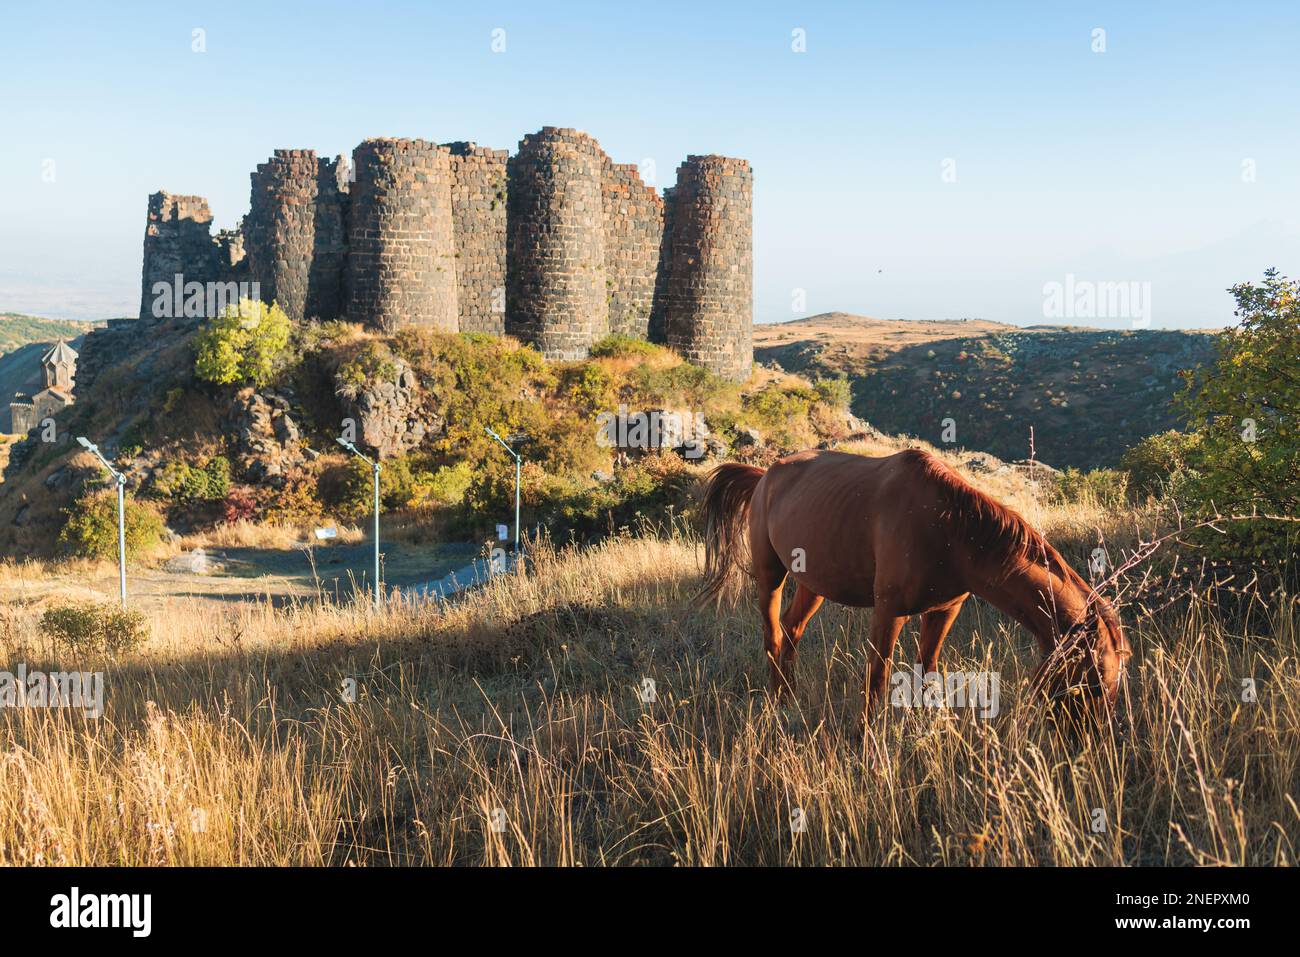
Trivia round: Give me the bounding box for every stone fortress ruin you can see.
[140,127,753,380]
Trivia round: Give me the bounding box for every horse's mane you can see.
[901,449,1048,566]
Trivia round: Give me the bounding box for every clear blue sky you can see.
[1,0,1296,326]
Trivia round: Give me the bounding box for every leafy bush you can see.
[57,491,165,560]
[418,461,474,507]
[813,375,851,410]
[1173,269,1300,578]
[1050,467,1130,509]
[589,334,660,360]
[151,456,231,503]
[220,485,260,524]
[335,340,400,400]
[563,364,615,413]
[629,361,732,409]
[194,299,292,387]
[40,601,149,656]
[1120,429,1202,499]
[260,469,324,526]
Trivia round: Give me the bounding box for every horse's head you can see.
[1053,597,1130,709]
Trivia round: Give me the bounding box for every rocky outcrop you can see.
[335,358,441,459]
[226,388,305,483]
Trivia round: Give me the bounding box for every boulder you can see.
[227,388,305,484]
[336,358,441,459]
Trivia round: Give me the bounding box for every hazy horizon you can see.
[2,0,1296,328]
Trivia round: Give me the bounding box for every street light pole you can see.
[485,427,522,556]
[77,436,127,609]
[337,437,382,610]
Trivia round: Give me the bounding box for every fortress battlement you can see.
[139,128,752,380]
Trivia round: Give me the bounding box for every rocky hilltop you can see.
[754,313,1217,468]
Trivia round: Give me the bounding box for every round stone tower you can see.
[246,149,347,322]
[506,127,608,360]
[346,138,458,333]
[664,155,753,382]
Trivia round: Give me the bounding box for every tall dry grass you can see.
[1,513,1297,866]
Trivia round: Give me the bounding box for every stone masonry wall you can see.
[246,149,348,322]
[445,142,508,335]
[347,138,458,333]
[601,158,664,339]
[139,129,753,379]
[663,156,753,381]
[139,192,223,319]
[506,127,608,360]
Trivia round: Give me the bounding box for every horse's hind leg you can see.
[917,594,968,674]
[752,541,790,697]
[777,583,825,694]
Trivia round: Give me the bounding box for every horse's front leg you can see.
[865,600,908,720]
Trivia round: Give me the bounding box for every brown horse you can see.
[697,448,1129,718]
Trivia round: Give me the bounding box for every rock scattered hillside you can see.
[755,313,1216,468]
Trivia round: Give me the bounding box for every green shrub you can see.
[57,491,165,560]
[1173,269,1300,578]
[1051,467,1130,509]
[563,364,615,413]
[629,361,732,409]
[40,601,149,656]
[813,375,852,410]
[418,461,474,507]
[1120,430,1202,499]
[151,455,231,503]
[589,334,660,360]
[194,299,292,387]
[335,340,400,400]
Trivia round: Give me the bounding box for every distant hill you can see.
[754,312,1218,468]
[0,313,101,356]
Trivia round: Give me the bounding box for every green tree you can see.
[58,491,165,560]
[194,299,291,387]
[1175,269,1300,574]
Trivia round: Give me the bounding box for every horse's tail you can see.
[695,462,765,606]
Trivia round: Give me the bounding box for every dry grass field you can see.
[0,440,1296,867]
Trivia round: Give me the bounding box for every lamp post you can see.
[485,427,522,557]
[76,436,127,609]
[337,437,382,609]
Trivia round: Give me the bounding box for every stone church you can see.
[7,340,77,435]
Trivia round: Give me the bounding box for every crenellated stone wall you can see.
[138,128,753,379]
[663,156,753,381]
[601,158,664,340]
[139,192,223,319]
[347,138,458,333]
[445,142,508,335]
[506,127,608,360]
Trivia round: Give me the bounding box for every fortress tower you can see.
[506,128,608,360]
[245,149,347,322]
[663,156,753,381]
[347,138,458,333]
[139,192,223,319]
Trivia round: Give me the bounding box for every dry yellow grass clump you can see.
[0,510,1297,865]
